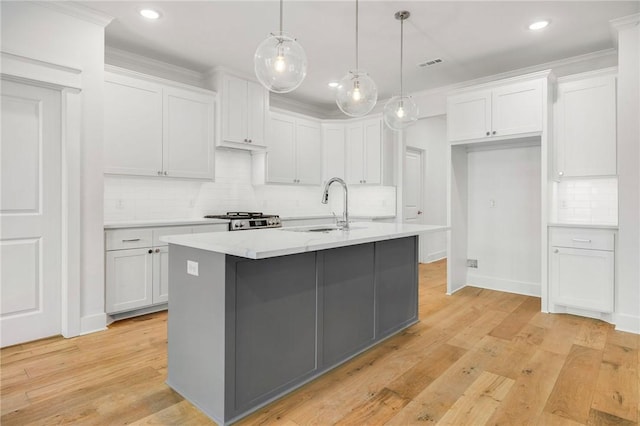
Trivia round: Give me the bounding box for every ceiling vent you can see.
[417,58,443,68]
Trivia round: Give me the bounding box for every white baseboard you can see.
[80,312,108,335]
[424,251,447,263]
[614,313,640,334]
[467,273,541,297]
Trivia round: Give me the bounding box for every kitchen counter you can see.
[161,222,448,259]
[548,223,618,230]
[104,218,228,229]
[165,222,448,424]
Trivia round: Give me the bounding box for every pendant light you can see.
[384,11,418,130]
[254,0,307,93]
[335,0,377,117]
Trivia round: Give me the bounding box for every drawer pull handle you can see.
[572,238,591,243]
[122,238,141,242]
[554,249,559,254]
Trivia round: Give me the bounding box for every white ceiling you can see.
[83,1,639,111]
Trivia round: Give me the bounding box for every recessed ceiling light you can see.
[328,81,340,88]
[140,9,161,20]
[528,20,549,31]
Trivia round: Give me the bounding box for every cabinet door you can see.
[491,80,543,137]
[556,75,616,177]
[221,74,247,144]
[321,243,375,366]
[375,237,418,337]
[163,87,215,179]
[345,123,364,184]
[447,90,492,142]
[363,118,382,184]
[152,246,169,304]
[246,80,267,147]
[323,124,346,181]
[104,73,163,176]
[550,247,614,313]
[295,119,322,185]
[266,113,297,183]
[233,253,317,411]
[105,248,153,313]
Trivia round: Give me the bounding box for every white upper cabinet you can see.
[104,69,215,179]
[555,71,617,177]
[266,111,322,185]
[322,124,346,181]
[346,117,382,184]
[448,78,544,143]
[104,73,163,176]
[212,72,268,150]
[163,86,215,179]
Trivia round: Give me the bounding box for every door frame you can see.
[2,51,83,338]
[403,146,425,223]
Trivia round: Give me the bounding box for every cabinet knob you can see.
[558,171,564,177]
[163,171,168,176]
[486,131,490,136]
[248,139,252,143]
[157,171,162,175]
[155,248,160,253]
[553,249,559,254]
[148,249,153,254]
[492,131,497,135]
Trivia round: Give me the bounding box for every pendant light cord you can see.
[279,0,283,34]
[355,0,359,71]
[400,15,404,96]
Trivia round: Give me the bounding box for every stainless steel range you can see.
[204,212,281,231]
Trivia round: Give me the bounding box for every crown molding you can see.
[270,93,338,119]
[105,46,205,88]
[34,1,113,27]
[610,13,640,45]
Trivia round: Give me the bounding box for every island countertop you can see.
[161,222,449,259]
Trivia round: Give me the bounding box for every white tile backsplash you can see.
[104,149,396,222]
[556,178,618,225]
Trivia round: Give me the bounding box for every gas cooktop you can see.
[204,212,281,231]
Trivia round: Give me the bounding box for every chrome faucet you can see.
[321,177,349,230]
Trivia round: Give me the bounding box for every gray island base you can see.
[166,233,424,425]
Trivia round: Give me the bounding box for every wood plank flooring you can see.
[2,259,638,425]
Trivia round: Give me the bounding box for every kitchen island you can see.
[161,222,448,425]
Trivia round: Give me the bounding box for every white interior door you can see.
[404,148,424,223]
[1,80,62,347]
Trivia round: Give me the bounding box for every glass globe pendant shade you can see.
[335,70,378,117]
[254,32,307,93]
[383,95,418,130]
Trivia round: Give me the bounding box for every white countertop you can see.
[104,218,229,229]
[161,222,449,259]
[548,223,618,230]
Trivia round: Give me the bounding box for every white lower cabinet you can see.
[105,223,227,315]
[549,228,615,313]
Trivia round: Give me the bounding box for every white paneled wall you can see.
[556,178,618,225]
[105,149,396,221]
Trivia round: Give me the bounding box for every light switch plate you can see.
[187,260,199,276]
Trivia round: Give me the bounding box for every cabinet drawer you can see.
[153,226,193,247]
[106,229,153,251]
[549,228,614,251]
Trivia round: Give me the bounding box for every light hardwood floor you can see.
[2,259,638,425]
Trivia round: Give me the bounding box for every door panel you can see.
[404,149,423,223]
[1,80,62,347]
[295,120,322,185]
[105,248,153,313]
[363,119,381,184]
[266,114,296,183]
[345,124,364,184]
[153,247,170,304]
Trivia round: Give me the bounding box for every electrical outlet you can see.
[467,259,478,268]
[116,199,124,210]
[489,199,496,208]
[187,260,199,276]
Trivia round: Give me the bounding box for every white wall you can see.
[405,115,448,262]
[613,15,640,333]
[466,145,542,296]
[1,2,108,334]
[555,178,618,225]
